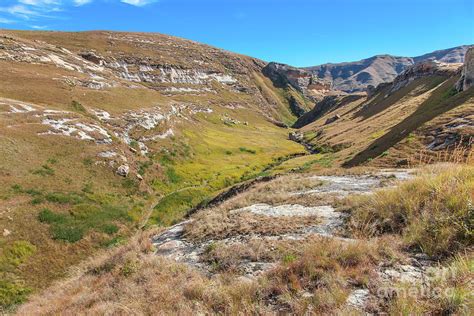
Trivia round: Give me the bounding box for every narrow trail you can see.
[138,182,207,229]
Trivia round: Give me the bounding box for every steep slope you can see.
[0,30,309,310]
[305,45,471,92]
[294,58,473,167]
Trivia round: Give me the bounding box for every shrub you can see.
[51,225,84,243]
[0,280,31,309]
[71,100,86,113]
[239,147,257,154]
[44,192,84,204]
[1,240,37,269]
[32,164,54,176]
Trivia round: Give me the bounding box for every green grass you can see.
[70,100,86,113]
[239,147,257,154]
[32,164,55,176]
[0,280,31,310]
[0,241,36,308]
[150,188,209,226]
[146,115,304,226]
[37,196,132,243]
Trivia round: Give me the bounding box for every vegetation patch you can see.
[38,201,131,243]
[347,164,474,258]
[31,164,55,176]
[0,241,36,310]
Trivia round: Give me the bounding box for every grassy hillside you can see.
[294,69,474,168]
[0,30,309,310]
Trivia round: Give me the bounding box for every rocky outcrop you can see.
[456,47,474,92]
[368,61,461,98]
[262,62,331,100]
[388,61,460,94]
[425,115,474,151]
[289,96,306,117]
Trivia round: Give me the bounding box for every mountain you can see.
[305,45,472,92]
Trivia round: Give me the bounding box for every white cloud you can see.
[74,0,93,6]
[19,0,59,6]
[121,0,156,7]
[0,0,157,23]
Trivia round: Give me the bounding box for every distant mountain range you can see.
[305,45,472,92]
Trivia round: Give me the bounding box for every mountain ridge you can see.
[304,45,472,92]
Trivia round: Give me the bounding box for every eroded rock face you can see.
[262,62,331,99]
[325,114,341,125]
[457,47,474,92]
[388,61,461,94]
[425,116,474,151]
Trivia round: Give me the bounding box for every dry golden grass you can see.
[409,137,473,166]
[185,212,319,243]
[347,163,474,258]
[382,253,473,315]
[183,174,326,241]
[17,230,399,315]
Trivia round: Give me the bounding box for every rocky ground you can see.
[150,168,444,312]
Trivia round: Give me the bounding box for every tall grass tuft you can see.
[410,137,473,166]
[348,164,474,258]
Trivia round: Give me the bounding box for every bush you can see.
[239,147,257,154]
[71,100,86,113]
[0,280,31,309]
[32,164,54,176]
[51,225,84,243]
[44,192,84,204]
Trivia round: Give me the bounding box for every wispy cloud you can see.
[18,0,60,6]
[0,4,40,19]
[74,0,93,6]
[0,1,66,21]
[0,17,16,24]
[0,0,157,25]
[30,24,49,29]
[121,0,157,7]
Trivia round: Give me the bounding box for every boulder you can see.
[289,131,304,142]
[116,164,130,177]
[325,114,341,125]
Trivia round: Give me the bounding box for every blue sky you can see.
[0,0,472,66]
